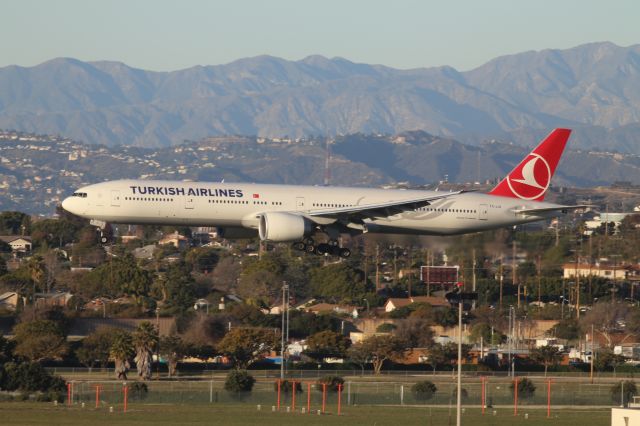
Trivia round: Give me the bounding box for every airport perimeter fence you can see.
[64,376,625,412]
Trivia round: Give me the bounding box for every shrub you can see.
[0,361,66,402]
[376,323,397,333]
[224,370,255,393]
[317,375,344,392]
[509,377,536,399]
[452,387,468,400]
[610,380,637,406]
[274,380,302,393]
[411,380,437,401]
[128,382,149,400]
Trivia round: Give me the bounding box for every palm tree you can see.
[26,255,46,303]
[110,330,133,380]
[133,321,158,380]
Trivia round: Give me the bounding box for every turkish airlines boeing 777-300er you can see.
[62,128,583,258]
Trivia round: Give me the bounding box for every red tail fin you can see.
[488,128,571,201]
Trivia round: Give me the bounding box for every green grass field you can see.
[0,403,611,426]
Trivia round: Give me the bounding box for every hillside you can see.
[0,43,639,152]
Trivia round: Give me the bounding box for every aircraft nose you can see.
[62,196,76,214]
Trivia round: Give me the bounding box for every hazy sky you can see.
[2,0,638,71]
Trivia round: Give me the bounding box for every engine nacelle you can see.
[258,212,313,242]
[216,227,259,239]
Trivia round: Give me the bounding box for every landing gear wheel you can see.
[316,243,330,256]
[305,244,316,254]
[338,248,351,258]
[303,237,315,246]
[100,236,109,244]
[292,242,306,251]
[328,239,339,247]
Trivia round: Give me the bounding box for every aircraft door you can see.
[185,196,194,209]
[478,204,488,220]
[296,197,305,211]
[111,190,121,207]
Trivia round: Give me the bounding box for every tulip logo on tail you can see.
[506,154,551,200]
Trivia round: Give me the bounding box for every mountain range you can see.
[0,42,640,152]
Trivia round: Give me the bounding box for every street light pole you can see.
[280,282,288,380]
[456,298,463,426]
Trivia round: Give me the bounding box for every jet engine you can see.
[258,212,314,242]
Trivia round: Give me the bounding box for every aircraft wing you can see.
[307,191,464,223]
[514,205,590,216]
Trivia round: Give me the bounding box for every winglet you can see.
[488,128,571,201]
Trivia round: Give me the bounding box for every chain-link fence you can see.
[65,376,624,412]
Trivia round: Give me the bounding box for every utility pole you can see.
[512,238,520,309]
[499,255,504,311]
[280,282,289,380]
[393,247,397,287]
[375,245,380,292]
[472,248,477,310]
[408,248,413,298]
[537,255,542,305]
[589,324,594,384]
[456,297,463,426]
[576,247,581,319]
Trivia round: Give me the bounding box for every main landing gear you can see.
[292,238,351,258]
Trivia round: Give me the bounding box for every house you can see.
[0,235,32,252]
[34,292,74,308]
[132,244,156,260]
[384,296,450,313]
[0,292,22,311]
[67,317,177,339]
[158,232,190,249]
[120,235,139,244]
[304,303,360,318]
[562,262,627,281]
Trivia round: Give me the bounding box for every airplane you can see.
[62,128,584,258]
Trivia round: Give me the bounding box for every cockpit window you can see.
[72,192,88,198]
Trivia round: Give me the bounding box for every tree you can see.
[411,381,437,401]
[0,211,30,235]
[611,380,637,406]
[552,318,580,341]
[595,348,626,373]
[304,330,351,363]
[185,247,220,273]
[132,322,158,380]
[346,342,370,375]
[217,327,278,369]
[12,320,68,362]
[530,345,561,376]
[309,263,368,302]
[76,327,120,371]
[159,334,188,377]
[110,330,133,380]
[26,256,46,297]
[580,302,632,347]
[160,260,198,313]
[0,335,15,364]
[236,255,285,302]
[469,322,503,345]
[350,335,405,375]
[224,370,255,393]
[394,318,434,348]
[510,377,536,399]
[81,254,151,300]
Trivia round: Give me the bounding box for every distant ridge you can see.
[1,42,640,151]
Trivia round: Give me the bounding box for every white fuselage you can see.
[62,179,559,236]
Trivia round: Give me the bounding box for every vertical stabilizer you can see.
[488,128,571,201]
